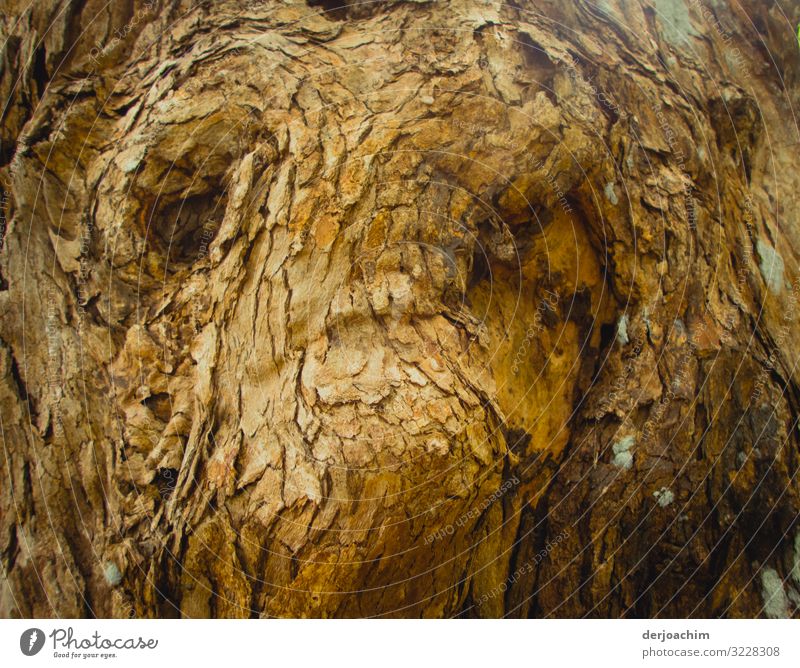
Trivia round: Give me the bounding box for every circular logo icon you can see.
[20,628,45,656]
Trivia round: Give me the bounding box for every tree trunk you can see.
[2,0,800,618]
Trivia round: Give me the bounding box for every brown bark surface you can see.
[1,0,800,618]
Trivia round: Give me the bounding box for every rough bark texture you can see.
[1,0,800,618]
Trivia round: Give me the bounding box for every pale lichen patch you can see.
[103,561,122,587]
[612,435,635,470]
[760,568,789,618]
[617,313,630,345]
[604,181,618,205]
[653,487,675,507]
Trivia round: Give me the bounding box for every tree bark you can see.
[1,0,800,618]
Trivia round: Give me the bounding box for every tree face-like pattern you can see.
[1,0,799,618]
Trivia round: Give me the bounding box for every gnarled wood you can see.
[1,0,799,618]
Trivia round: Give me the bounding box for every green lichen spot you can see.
[651,0,699,47]
[756,239,785,294]
[103,561,122,587]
